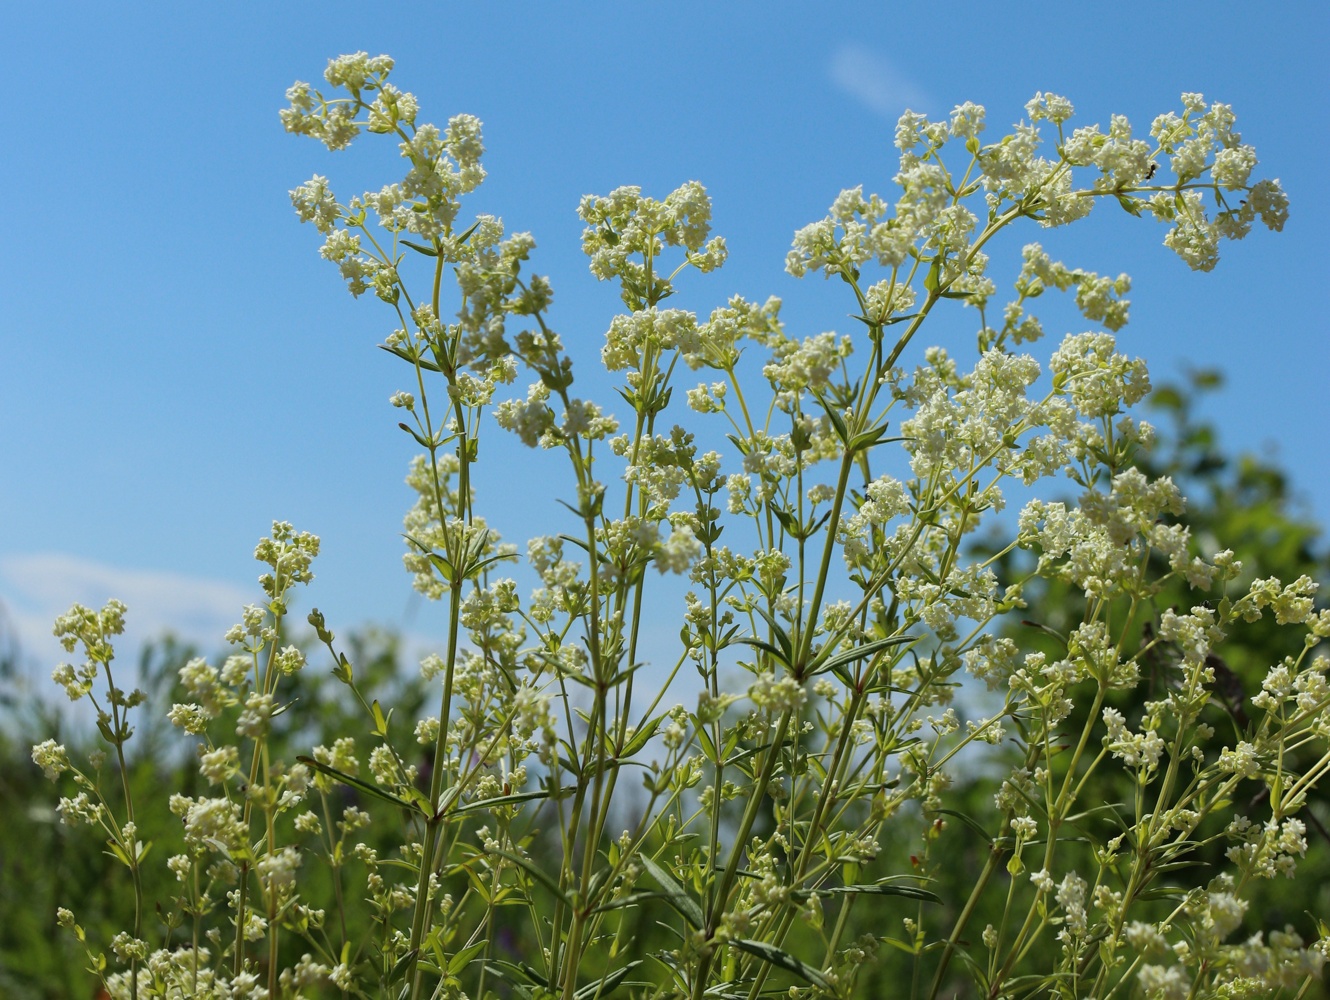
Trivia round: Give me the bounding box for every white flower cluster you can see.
[748,672,807,713]
[578,182,727,308]
[788,92,1287,298]
[899,346,1042,480]
[1018,468,1208,598]
[1225,816,1308,879]
[838,474,911,562]
[602,307,701,372]
[1102,706,1167,772]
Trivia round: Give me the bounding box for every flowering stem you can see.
[98,655,145,1000]
[407,579,463,1000]
[693,705,794,1000]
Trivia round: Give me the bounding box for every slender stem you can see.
[928,842,1003,998]
[408,580,464,1000]
[692,706,794,1000]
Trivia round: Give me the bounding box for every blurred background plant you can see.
[849,368,1330,994]
[3,371,1323,997]
[0,626,428,997]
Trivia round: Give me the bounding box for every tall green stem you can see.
[407,579,464,1000]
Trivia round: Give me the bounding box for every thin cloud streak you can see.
[0,553,253,672]
[829,43,934,120]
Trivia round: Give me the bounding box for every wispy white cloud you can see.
[829,43,934,120]
[0,553,252,673]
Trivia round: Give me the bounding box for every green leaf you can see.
[451,785,576,818]
[1116,194,1144,217]
[732,636,791,670]
[332,652,353,684]
[937,808,995,845]
[727,938,830,989]
[638,853,704,929]
[1149,386,1185,411]
[106,840,133,869]
[847,423,904,455]
[573,960,641,1000]
[483,963,537,1000]
[771,505,798,535]
[447,940,488,976]
[493,849,571,905]
[1064,803,1126,824]
[924,257,941,294]
[455,219,482,245]
[423,551,455,584]
[620,713,666,758]
[400,238,438,256]
[388,948,419,985]
[370,699,391,738]
[954,947,991,993]
[724,740,770,771]
[1137,886,1189,901]
[818,881,941,903]
[378,342,443,373]
[398,420,436,449]
[748,606,794,661]
[808,633,915,677]
[589,890,672,915]
[485,960,547,987]
[821,399,849,446]
[423,927,448,975]
[295,755,424,815]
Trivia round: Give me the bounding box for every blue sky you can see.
[2,2,1326,678]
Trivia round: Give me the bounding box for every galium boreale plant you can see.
[32,52,1328,1000]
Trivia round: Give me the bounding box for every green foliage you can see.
[851,371,1330,993]
[8,52,1328,1000]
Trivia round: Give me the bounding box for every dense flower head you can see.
[578,182,726,307]
[602,307,702,372]
[254,520,320,600]
[31,739,71,780]
[53,598,127,658]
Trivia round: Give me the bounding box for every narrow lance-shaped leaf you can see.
[450,785,576,818]
[572,960,642,1000]
[638,853,704,929]
[295,755,424,815]
[807,633,917,677]
[727,938,831,990]
[492,849,572,906]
